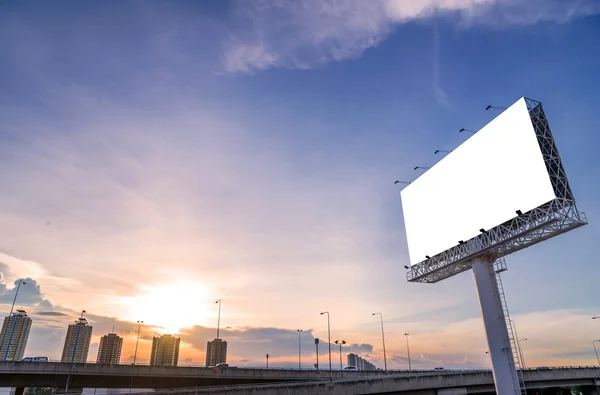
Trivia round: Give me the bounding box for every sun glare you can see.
[125,281,213,334]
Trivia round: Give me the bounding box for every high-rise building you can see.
[205,338,227,367]
[97,333,123,364]
[0,310,32,361]
[150,334,180,367]
[61,317,93,363]
[347,353,376,371]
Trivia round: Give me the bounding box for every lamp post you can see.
[315,338,319,370]
[434,150,453,155]
[1,280,26,361]
[297,329,302,369]
[511,320,526,369]
[459,128,478,134]
[320,312,332,380]
[372,313,387,371]
[394,181,411,185]
[133,320,143,365]
[266,353,269,369]
[129,320,143,394]
[404,333,412,372]
[335,340,346,372]
[413,166,431,171]
[65,310,86,395]
[593,341,600,367]
[519,338,528,369]
[215,299,222,340]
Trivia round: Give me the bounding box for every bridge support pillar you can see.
[472,256,521,395]
[14,388,25,395]
[582,385,600,395]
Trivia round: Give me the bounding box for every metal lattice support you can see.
[407,98,587,283]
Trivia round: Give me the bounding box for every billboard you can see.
[400,98,557,266]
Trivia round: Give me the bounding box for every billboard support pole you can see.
[472,255,521,395]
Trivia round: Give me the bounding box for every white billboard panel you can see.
[401,98,557,266]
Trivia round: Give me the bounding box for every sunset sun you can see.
[125,281,213,334]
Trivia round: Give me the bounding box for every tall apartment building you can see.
[347,353,376,371]
[97,333,123,364]
[61,317,93,363]
[150,334,180,367]
[205,338,227,367]
[0,309,32,361]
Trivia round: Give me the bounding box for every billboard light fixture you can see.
[459,128,478,134]
[425,255,430,259]
[480,228,486,233]
[458,240,464,245]
[486,105,508,111]
[516,210,523,216]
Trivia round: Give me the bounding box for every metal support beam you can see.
[472,255,521,395]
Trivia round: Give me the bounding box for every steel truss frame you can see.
[407,98,587,283]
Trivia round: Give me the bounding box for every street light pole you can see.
[320,312,332,380]
[372,313,387,371]
[266,353,269,369]
[130,320,143,394]
[511,320,526,369]
[215,299,222,340]
[1,280,26,361]
[593,341,600,367]
[519,338,528,369]
[297,329,302,369]
[65,310,86,395]
[133,321,143,365]
[404,333,412,372]
[315,338,319,370]
[335,340,346,372]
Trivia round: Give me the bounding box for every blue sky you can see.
[0,0,599,369]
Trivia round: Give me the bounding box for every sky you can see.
[0,0,599,370]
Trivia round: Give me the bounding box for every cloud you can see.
[223,0,600,73]
[33,311,68,317]
[432,24,450,109]
[0,278,53,309]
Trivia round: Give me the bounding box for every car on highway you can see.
[343,366,358,370]
[22,357,48,362]
[433,367,445,371]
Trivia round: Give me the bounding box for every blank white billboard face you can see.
[401,98,556,266]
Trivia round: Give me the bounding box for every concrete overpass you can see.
[0,361,470,388]
[120,367,600,395]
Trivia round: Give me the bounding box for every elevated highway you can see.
[121,367,600,394]
[2,362,598,394]
[0,362,462,388]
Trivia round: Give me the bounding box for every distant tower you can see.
[205,338,227,367]
[61,317,93,363]
[97,333,123,364]
[150,334,180,367]
[0,309,32,361]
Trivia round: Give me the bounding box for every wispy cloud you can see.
[432,24,450,109]
[223,0,600,73]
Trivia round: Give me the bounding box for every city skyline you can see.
[0,0,599,371]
